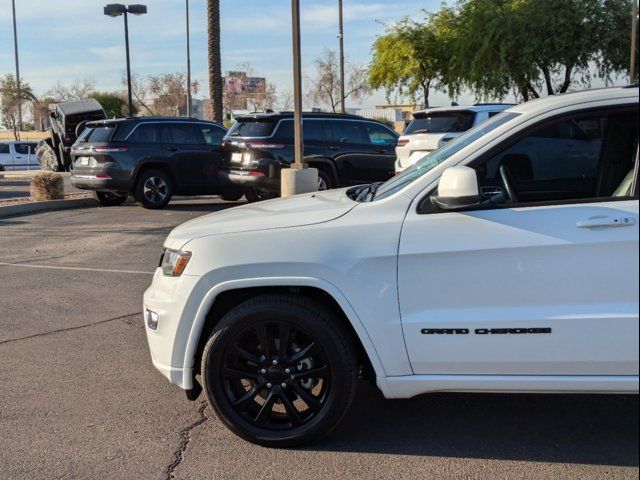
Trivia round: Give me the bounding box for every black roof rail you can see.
[472,102,517,106]
[623,83,639,88]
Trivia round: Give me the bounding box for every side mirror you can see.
[431,166,481,210]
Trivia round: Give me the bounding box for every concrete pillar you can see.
[281,168,318,197]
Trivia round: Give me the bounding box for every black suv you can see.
[70,117,244,208]
[220,113,399,202]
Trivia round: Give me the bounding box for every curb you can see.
[0,197,96,219]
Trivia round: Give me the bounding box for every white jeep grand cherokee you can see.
[145,86,639,447]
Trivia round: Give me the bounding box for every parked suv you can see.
[396,104,513,173]
[70,117,244,208]
[144,86,638,447]
[220,113,399,202]
[0,141,39,171]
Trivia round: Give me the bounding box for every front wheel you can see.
[201,294,357,447]
[92,191,128,206]
[134,169,173,209]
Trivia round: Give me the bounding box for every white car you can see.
[0,141,39,171]
[395,104,513,173]
[144,86,639,447]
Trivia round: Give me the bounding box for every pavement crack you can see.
[165,401,209,479]
[0,312,141,346]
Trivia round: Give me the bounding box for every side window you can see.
[275,120,324,143]
[14,143,37,154]
[200,125,225,146]
[476,109,638,204]
[327,120,369,145]
[129,124,159,143]
[365,123,397,146]
[0,143,10,154]
[170,124,205,145]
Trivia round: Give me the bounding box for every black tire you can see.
[201,294,357,447]
[244,187,278,203]
[220,190,244,202]
[134,169,173,209]
[316,169,333,191]
[92,191,128,207]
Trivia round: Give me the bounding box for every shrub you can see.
[30,171,64,201]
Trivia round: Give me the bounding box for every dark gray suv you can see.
[70,117,244,208]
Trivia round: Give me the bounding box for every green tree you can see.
[369,17,452,107]
[446,0,636,100]
[91,92,128,118]
[0,74,36,140]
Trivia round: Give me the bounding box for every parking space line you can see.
[0,261,154,275]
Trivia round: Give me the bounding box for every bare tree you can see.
[306,49,371,112]
[46,78,96,102]
[126,73,199,116]
[278,89,294,111]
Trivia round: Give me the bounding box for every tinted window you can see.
[477,109,638,203]
[14,143,37,154]
[200,125,226,146]
[86,126,115,143]
[129,124,160,143]
[405,112,475,134]
[366,123,397,146]
[327,121,368,144]
[0,143,9,154]
[228,120,276,137]
[275,120,324,142]
[170,124,204,145]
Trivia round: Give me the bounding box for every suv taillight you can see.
[246,141,285,149]
[397,138,410,147]
[93,146,129,153]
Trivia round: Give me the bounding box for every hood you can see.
[165,188,357,249]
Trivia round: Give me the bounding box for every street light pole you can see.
[185,0,193,117]
[338,0,345,114]
[11,0,22,131]
[123,10,134,116]
[280,0,318,197]
[291,0,304,168]
[104,4,147,117]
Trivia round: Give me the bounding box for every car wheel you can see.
[92,191,128,207]
[201,294,357,447]
[317,170,333,191]
[243,188,278,203]
[220,190,244,202]
[134,169,173,209]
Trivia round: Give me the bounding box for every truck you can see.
[36,99,106,171]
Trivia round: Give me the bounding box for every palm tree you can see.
[207,0,223,123]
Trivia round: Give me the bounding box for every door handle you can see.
[166,147,178,152]
[375,148,387,154]
[576,216,636,228]
[328,146,340,151]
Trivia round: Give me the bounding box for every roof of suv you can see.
[413,104,514,117]
[86,116,220,127]
[235,112,367,122]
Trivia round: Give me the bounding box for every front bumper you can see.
[144,268,211,390]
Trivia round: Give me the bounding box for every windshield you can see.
[227,120,277,137]
[374,112,521,200]
[405,111,475,134]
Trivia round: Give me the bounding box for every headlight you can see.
[161,248,192,276]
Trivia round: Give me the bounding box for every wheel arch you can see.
[306,158,339,187]
[182,277,386,388]
[133,161,176,189]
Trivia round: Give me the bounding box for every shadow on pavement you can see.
[312,382,639,467]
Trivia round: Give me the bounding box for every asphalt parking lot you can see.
[0,199,638,480]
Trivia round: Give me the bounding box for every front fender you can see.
[180,276,388,388]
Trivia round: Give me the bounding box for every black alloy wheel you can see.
[201,295,357,447]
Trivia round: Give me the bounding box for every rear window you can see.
[82,126,116,143]
[405,111,476,135]
[14,143,37,154]
[227,120,277,138]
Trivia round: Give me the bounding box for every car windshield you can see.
[228,120,277,137]
[373,112,521,200]
[405,111,475,134]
